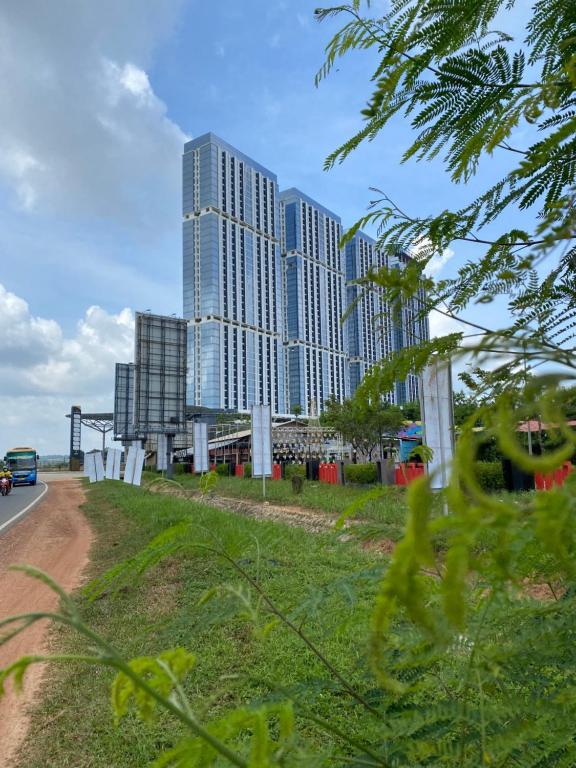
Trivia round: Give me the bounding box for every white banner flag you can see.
[193,422,209,473]
[84,453,96,483]
[105,448,122,481]
[123,446,145,486]
[85,452,105,483]
[420,357,454,490]
[252,404,272,478]
[157,434,167,471]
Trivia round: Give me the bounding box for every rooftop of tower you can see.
[279,187,341,222]
[183,132,277,180]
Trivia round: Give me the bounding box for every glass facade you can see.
[280,189,348,416]
[345,232,429,404]
[183,135,429,416]
[183,134,287,414]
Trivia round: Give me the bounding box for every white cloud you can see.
[412,237,456,278]
[0,0,188,227]
[0,284,133,453]
[424,246,456,277]
[429,308,466,340]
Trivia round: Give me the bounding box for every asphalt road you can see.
[0,482,48,535]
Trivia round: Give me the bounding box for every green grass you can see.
[154,472,408,538]
[16,481,387,767]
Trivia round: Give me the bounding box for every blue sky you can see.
[0,0,536,452]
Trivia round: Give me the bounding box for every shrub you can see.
[173,463,186,476]
[243,463,252,478]
[284,464,306,480]
[474,461,505,492]
[291,474,305,494]
[344,463,377,484]
[215,463,230,477]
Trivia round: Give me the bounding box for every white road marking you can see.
[0,482,48,534]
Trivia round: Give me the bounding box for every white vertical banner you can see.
[94,452,105,482]
[252,404,272,477]
[123,446,145,486]
[132,448,145,486]
[420,357,454,490]
[84,453,97,483]
[157,434,168,471]
[123,446,136,485]
[85,452,105,483]
[105,448,122,480]
[193,422,209,473]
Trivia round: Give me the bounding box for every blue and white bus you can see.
[4,446,39,486]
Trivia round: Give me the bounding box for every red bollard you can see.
[272,464,282,481]
[235,464,244,478]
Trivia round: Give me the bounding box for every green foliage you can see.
[283,464,305,480]
[407,443,433,463]
[243,462,252,478]
[173,463,187,476]
[474,460,505,491]
[316,0,576,386]
[199,470,218,496]
[215,463,231,477]
[290,474,304,494]
[344,463,377,484]
[112,648,196,723]
[401,400,420,420]
[322,392,405,459]
[5,485,393,768]
[313,0,576,762]
[453,391,481,426]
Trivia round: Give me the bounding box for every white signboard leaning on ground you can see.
[420,357,455,490]
[123,445,145,487]
[84,451,105,483]
[251,404,272,478]
[193,421,209,474]
[105,448,122,481]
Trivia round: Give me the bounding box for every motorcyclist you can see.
[0,465,12,488]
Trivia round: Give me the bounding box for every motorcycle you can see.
[0,477,11,496]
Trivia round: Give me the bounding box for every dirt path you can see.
[0,479,93,766]
[148,482,399,549]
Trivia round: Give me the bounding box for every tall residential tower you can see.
[183,133,287,414]
[280,189,348,416]
[183,134,430,415]
[345,232,429,403]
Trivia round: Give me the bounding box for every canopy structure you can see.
[65,409,114,460]
[516,419,576,433]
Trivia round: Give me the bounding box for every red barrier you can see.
[272,464,282,481]
[535,461,572,491]
[235,464,244,478]
[318,463,338,484]
[395,463,425,486]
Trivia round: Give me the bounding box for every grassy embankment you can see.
[150,471,409,539]
[16,480,391,767]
